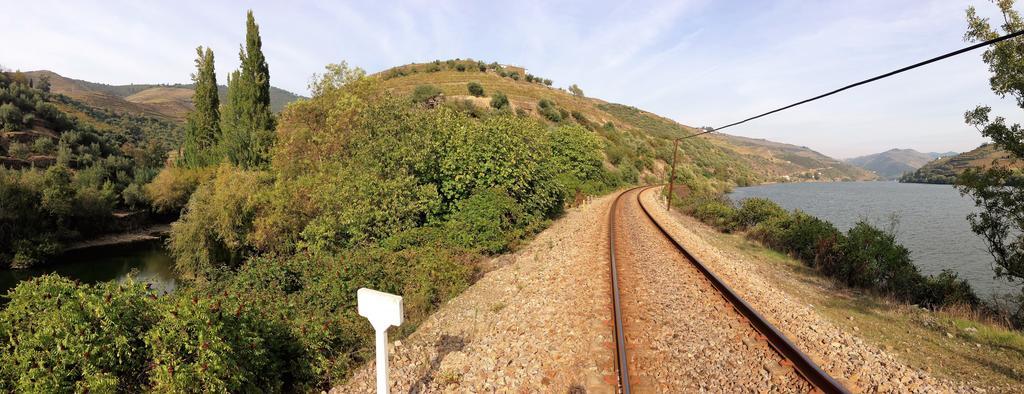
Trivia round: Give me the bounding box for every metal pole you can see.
[666,138,679,211]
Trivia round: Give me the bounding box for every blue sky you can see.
[3,0,1021,158]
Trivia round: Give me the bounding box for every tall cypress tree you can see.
[181,46,220,168]
[221,10,274,168]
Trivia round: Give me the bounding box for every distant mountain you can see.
[707,134,878,182]
[901,144,1023,184]
[845,148,958,180]
[24,70,305,121]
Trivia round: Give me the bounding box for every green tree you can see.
[569,84,584,97]
[0,103,23,131]
[220,10,275,169]
[181,46,220,168]
[467,81,484,97]
[411,84,442,103]
[36,75,50,93]
[490,92,509,110]
[957,1,1024,311]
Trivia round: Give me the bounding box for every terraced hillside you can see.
[846,148,958,180]
[377,60,875,190]
[901,143,1023,184]
[710,134,876,182]
[23,70,304,121]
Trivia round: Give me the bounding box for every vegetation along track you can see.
[606,186,849,393]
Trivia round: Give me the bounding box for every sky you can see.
[3,0,1022,158]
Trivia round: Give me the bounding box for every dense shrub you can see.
[442,188,526,254]
[538,99,562,122]
[0,102,23,131]
[145,290,286,393]
[169,164,271,277]
[836,221,922,297]
[779,211,841,263]
[490,92,509,109]
[735,198,788,229]
[919,270,980,308]
[411,84,442,103]
[144,166,212,214]
[693,199,738,231]
[682,194,979,310]
[0,276,156,393]
[467,81,484,97]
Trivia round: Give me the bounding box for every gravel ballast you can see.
[640,187,971,393]
[333,194,619,393]
[616,188,811,392]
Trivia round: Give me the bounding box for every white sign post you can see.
[357,288,404,394]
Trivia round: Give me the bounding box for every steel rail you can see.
[607,187,639,394]
[633,186,849,394]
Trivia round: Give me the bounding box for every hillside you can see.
[24,70,304,121]
[846,148,958,180]
[709,134,877,182]
[376,60,874,188]
[901,144,1023,184]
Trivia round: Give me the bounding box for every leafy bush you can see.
[467,82,484,97]
[145,165,212,214]
[490,92,509,109]
[836,221,922,298]
[145,290,285,393]
[538,99,562,122]
[411,84,442,103]
[780,211,841,263]
[169,164,270,277]
[920,270,980,308]
[443,188,527,254]
[0,276,156,393]
[693,199,738,232]
[0,102,23,131]
[735,198,788,229]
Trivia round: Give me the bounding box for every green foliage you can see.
[0,276,156,393]
[836,221,921,296]
[467,81,484,97]
[181,46,221,168]
[411,84,442,103]
[169,164,270,277]
[684,195,977,309]
[692,198,738,232]
[144,166,212,214]
[219,10,276,170]
[442,188,528,254]
[957,0,1024,303]
[145,290,285,393]
[920,270,981,308]
[735,197,788,228]
[537,99,562,122]
[0,102,23,131]
[490,91,509,109]
[568,83,584,97]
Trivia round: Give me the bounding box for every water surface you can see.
[0,240,177,298]
[730,181,1020,300]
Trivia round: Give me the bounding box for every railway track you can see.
[606,186,849,393]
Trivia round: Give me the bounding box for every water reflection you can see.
[0,240,177,297]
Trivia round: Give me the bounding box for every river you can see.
[0,240,177,298]
[729,181,1021,301]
